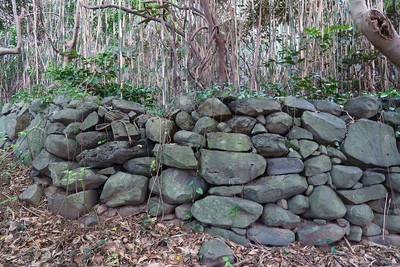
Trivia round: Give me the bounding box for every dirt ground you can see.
[0,151,399,267]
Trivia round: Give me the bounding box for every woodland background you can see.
[0,0,399,108]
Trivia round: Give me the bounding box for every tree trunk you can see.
[348,0,400,68]
[0,0,24,56]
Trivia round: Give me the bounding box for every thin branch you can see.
[0,0,25,56]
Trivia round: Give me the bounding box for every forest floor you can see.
[0,152,399,267]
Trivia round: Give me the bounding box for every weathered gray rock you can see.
[303,185,346,220]
[191,196,263,228]
[243,174,308,204]
[48,162,80,186]
[59,167,108,192]
[207,132,252,152]
[75,131,111,150]
[14,115,46,164]
[0,115,7,147]
[104,110,128,122]
[347,226,363,242]
[382,111,400,127]
[173,130,206,148]
[18,184,43,206]
[45,122,66,135]
[175,111,195,131]
[385,173,400,192]
[266,157,304,175]
[77,140,153,168]
[298,140,319,159]
[175,203,193,220]
[145,117,176,143]
[199,149,266,185]
[326,147,347,162]
[75,101,99,121]
[288,195,310,215]
[265,112,293,135]
[45,134,80,160]
[344,204,374,226]
[251,123,267,135]
[368,194,400,215]
[247,224,295,246]
[307,173,329,186]
[226,116,256,135]
[159,144,198,169]
[337,184,387,204]
[283,96,316,117]
[297,222,348,245]
[301,111,346,145]
[198,239,234,267]
[100,172,148,207]
[252,133,288,157]
[303,155,332,176]
[312,100,342,116]
[193,117,219,135]
[207,227,250,246]
[111,121,140,141]
[47,189,98,220]
[31,149,63,176]
[287,126,313,140]
[123,157,156,177]
[5,111,32,141]
[80,111,100,131]
[111,99,145,114]
[208,186,244,197]
[198,98,232,121]
[171,95,195,113]
[147,196,176,217]
[362,222,382,236]
[331,165,363,189]
[50,108,78,124]
[342,119,400,167]
[374,214,400,233]
[361,171,385,186]
[228,98,281,116]
[150,168,207,204]
[344,96,378,119]
[261,204,301,229]
[63,122,82,138]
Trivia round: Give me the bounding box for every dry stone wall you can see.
[2,95,400,248]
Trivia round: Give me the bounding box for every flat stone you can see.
[228,98,281,116]
[247,224,295,246]
[252,133,288,158]
[207,132,253,152]
[303,155,332,176]
[331,165,363,189]
[266,157,304,175]
[297,222,347,245]
[159,144,198,169]
[193,117,218,135]
[298,140,319,159]
[287,126,313,140]
[374,214,400,233]
[111,99,145,114]
[45,134,80,160]
[312,100,342,116]
[111,121,140,141]
[173,130,206,148]
[360,171,385,186]
[198,239,235,267]
[18,184,43,206]
[145,117,176,143]
[207,227,250,246]
[260,204,301,229]
[123,157,156,177]
[337,184,387,204]
[226,116,256,135]
[75,131,111,150]
[283,96,316,117]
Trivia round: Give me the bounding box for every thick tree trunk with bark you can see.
[348,0,400,68]
[0,0,24,56]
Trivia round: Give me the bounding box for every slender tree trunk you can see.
[348,0,400,68]
[0,0,24,56]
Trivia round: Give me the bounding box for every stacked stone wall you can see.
[1,94,400,247]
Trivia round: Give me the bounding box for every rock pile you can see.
[2,94,400,254]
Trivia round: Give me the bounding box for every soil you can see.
[0,151,399,267]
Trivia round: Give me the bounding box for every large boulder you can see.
[228,98,281,116]
[149,168,207,204]
[243,174,308,203]
[206,132,253,152]
[76,140,153,168]
[344,96,378,119]
[199,149,266,185]
[159,144,198,169]
[198,98,232,121]
[100,172,148,207]
[341,119,400,167]
[301,111,346,145]
[191,196,263,228]
[303,185,347,220]
[247,224,295,246]
[297,222,348,245]
[252,133,288,157]
[45,134,80,160]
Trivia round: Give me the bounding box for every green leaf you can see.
[195,188,204,195]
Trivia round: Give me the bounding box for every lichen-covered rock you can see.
[100,171,148,207]
[243,174,308,204]
[287,126,313,140]
[175,111,195,131]
[147,196,176,217]
[199,149,266,185]
[45,134,80,160]
[191,196,263,228]
[344,96,378,119]
[173,130,206,148]
[207,132,253,152]
[303,185,346,220]
[301,111,346,145]
[265,112,293,135]
[252,133,288,157]
[198,98,232,121]
[111,121,140,141]
[226,116,256,135]
[260,204,301,229]
[341,119,400,167]
[193,117,219,135]
[288,195,310,214]
[59,167,108,192]
[207,227,250,246]
[145,117,176,143]
[198,239,235,267]
[228,98,281,116]
[297,222,348,245]
[159,144,198,169]
[75,101,99,121]
[247,224,295,246]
